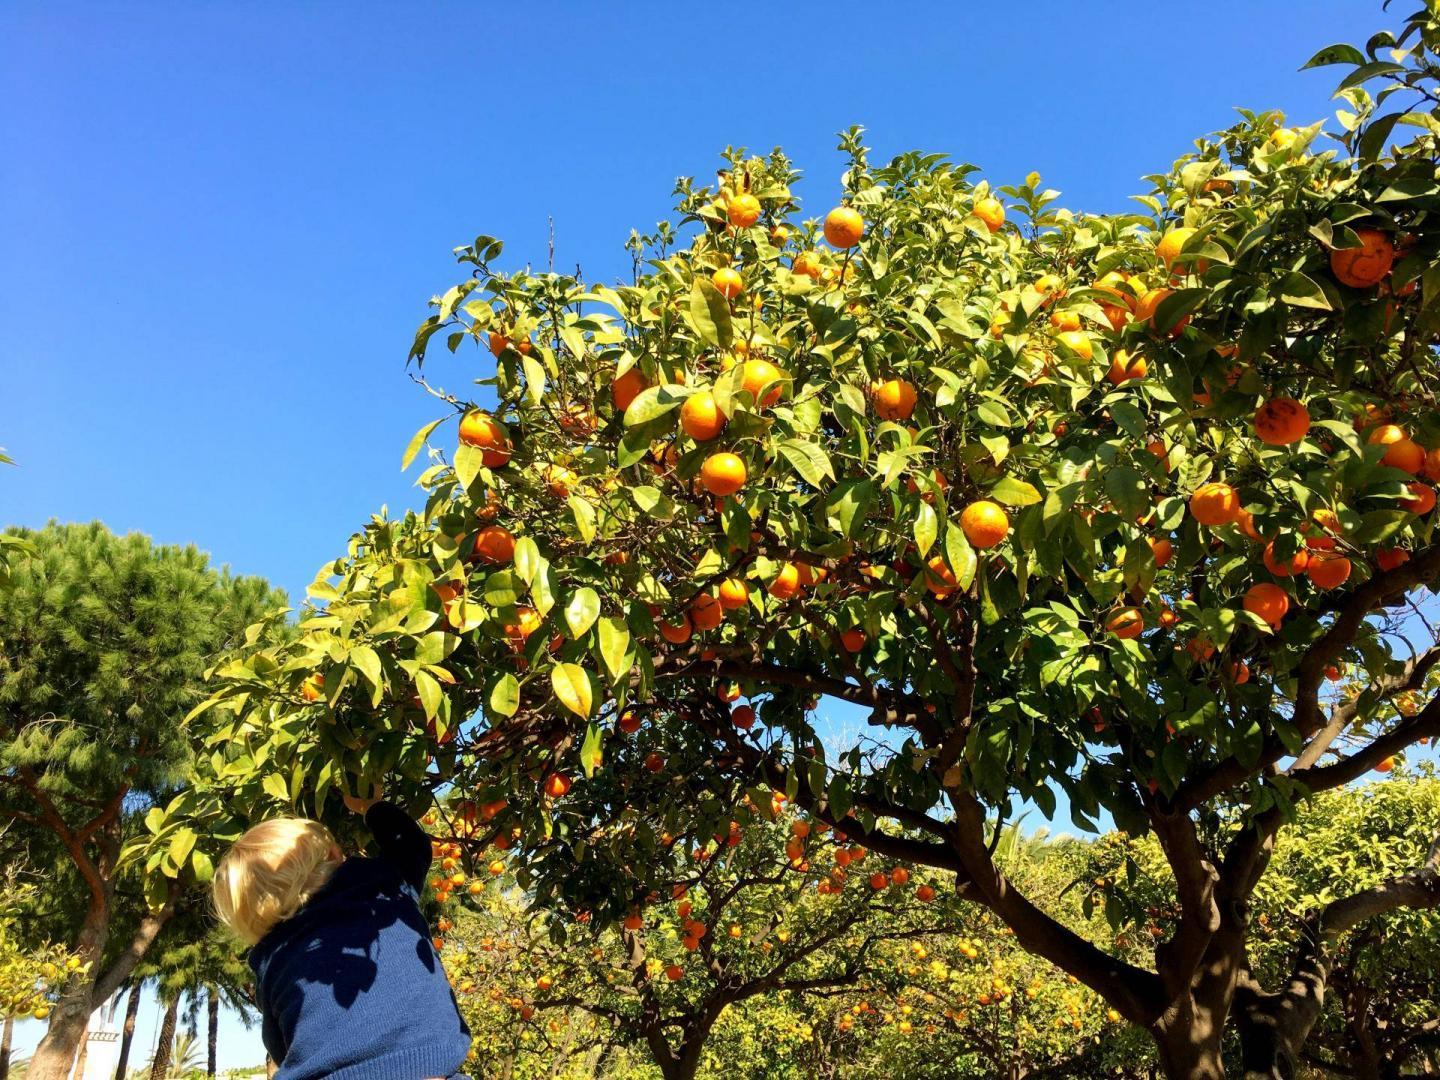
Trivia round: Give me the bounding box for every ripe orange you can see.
[1402,482,1436,515]
[869,872,890,891]
[665,964,684,982]
[1149,537,1173,567]
[1306,551,1352,590]
[718,578,750,610]
[300,673,325,702]
[924,555,958,597]
[711,267,743,299]
[1049,311,1081,332]
[1158,606,1179,628]
[726,193,761,228]
[1105,607,1144,639]
[1156,227,1198,273]
[1305,508,1341,550]
[1106,350,1147,385]
[1376,547,1410,571]
[659,614,692,644]
[700,452,747,496]
[503,606,542,645]
[1187,637,1216,662]
[740,359,785,407]
[690,592,723,631]
[916,885,936,903]
[1262,541,1309,577]
[613,367,649,412]
[1190,482,1240,526]
[823,206,865,248]
[1375,755,1395,773]
[973,197,1005,232]
[1226,659,1251,685]
[1057,331,1093,360]
[644,751,666,774]
[840,628,867,652]
[1243,582,1290,627]
[680,391,726,441]
[474,525,516,564]
[1325,664,1343,681]
[769,563,802,600]
[793,251,822,278]
[1253,397,1310,445]
[959,501,1010,549]
[1330,228,1395,288]
[731,704,756,730]
[623,912,643,931]
[619,709,642,735]
[1134,288,1190,336]
[873,378,919,421]
[1368,424,1425,473]
[459,410,508,452]
[543,773,572,798]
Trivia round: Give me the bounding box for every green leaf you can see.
[579,723,604,778]
[261,773,290,803]
[688,279,734,349]
[514,537,542,584]
[1104,467,1149,519]
[1279,271,1333,310]
[401,417,445,470]
[190,849,215,883]
[489,673,520,717]
[989,476,1042,507]
[568,495,596,543]
[521,355,547,405]
[1301,42,1366,68]
[453,444,488,491]
[913,502,938,557]
[776,438,835,486]
[623,383,688,428]
[564,588,601,639]
[945,522,978,591]
[597,617,632,683]
[168,827,198,868]
[349,645,383,692]
[414,669,443,719]
[551,663,595,718]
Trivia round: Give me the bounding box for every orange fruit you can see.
[623,912,643,931]
[740,359,785,407]
[916,885,936,903]
[644,751,666,773]
[613,367,649,412]
[1187,636,1216,662]
[474,525,516,564]
[1106,350,1147,385]
[823,206,865,248]
[718,578,749,610]
[1158,606,1179,628]
[690,592,723,631]
[300,673,325,702]
[959,501,1010,548]
[1305,508,1342,550]
[1134,288,1190,336]
[618,710,642,735]
[1262,541,1309,577]
[869,872,890,891]
[1330,228,1395,288]
[1156,227,1199,273]
[1374,756,1395,773]
[726,193,761,228]
[659,614,693,644]
[711,267,743,299]
[1367,424,1425,474]
[1105,607,1144,639]
[973,197,1005,232]
[731,704,755,730]
[840,628,867,652]
[769,563,802,600]
[873,378,919,421]
[1306,551,1352,590]
[1325,664,1343,681]
[1402,482,1436,515]
[459,410,508,451]
[487,332,512,357]
[700,452,747,496]
[1376,547,1410,571]
[1057,331,1093,360]
[793,251,822,278]
[1422,447,1440,481]
[1148,537,1173,567]
[1190,482,1240,526]
[1243,582,1290,627]
[924,555,958,597]
[1226,660,1251,685]
[680,391,726,441]
[1253,398,1310,445]
[504,606,541,645]
[543,773,572,798]
[1049,311,1081,332]
[665,964,684,982]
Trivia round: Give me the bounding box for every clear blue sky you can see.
[0,1,1404,1069]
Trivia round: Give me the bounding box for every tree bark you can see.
[69,1025,89,1080]
[115,983,143,1080]
[206,989,219,1078]
[149,997,178,1080]
[265,1055,278,1078]
[1,1015,13,1080]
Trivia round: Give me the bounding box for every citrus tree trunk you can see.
[70,1025,90,1080]
[206,989,219,1078]
[0,1014,13,1080]
[115,983,143,1080]
[148,997,179,1080]
[265,1056,277,1078]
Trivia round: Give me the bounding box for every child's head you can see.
[213,818,343,946]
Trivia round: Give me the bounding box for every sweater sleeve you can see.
[260,1008,287,1067]
[363,800,431,892]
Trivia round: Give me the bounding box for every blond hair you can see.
[213,818,342,946]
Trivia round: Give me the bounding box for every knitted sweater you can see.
[248,802,471,1080]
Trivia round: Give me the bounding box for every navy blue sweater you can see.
[248,802,471,1080]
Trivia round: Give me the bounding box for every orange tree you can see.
[432,784,956,1080]
[156,10,1440,1078]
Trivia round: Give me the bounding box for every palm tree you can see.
[134,1028,203,1079]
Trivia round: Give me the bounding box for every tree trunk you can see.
[115,983,143,1080]
[206,989,219,1078]
[1152,1008,1227,1080]
[149,997,179,1080]
[70,1025,89,1080]
[265,1056,278,1078]
[1,1015,13,1080]
[29,893,110,1080]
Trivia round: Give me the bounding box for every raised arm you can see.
[359,800,431,892]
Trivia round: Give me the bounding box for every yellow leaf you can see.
[551,663,594,718]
